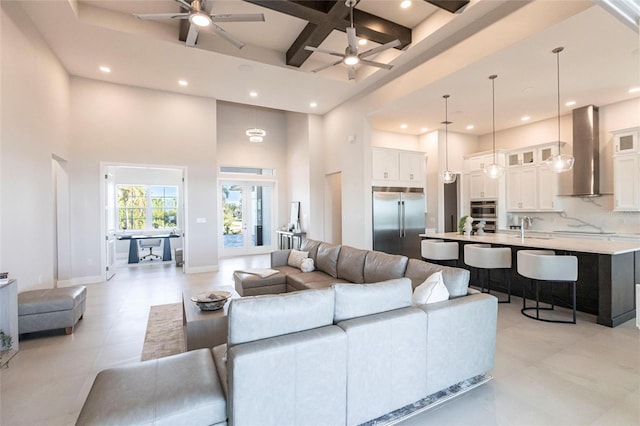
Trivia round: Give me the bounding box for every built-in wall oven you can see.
[470,200,497,233]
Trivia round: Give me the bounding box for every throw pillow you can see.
[412,271,449,305]
[300,258,315,273]
[287,249,309,269]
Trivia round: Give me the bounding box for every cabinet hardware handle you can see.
[384,172,388,178]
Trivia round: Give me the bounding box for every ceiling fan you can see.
[134,0,265,50]
[304,0,401,80]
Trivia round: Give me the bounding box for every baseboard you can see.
[57,275,103,287]
[184,265,219,274]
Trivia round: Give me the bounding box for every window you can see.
[117,185,178,231]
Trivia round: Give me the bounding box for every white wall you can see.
[1,3,70,291]
[285,112,311,232]
[217,102,288,238]
[371,130,419,151]
[70,77,218,279]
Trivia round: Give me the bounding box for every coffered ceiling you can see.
[15,0,640,136]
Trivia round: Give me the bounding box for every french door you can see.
[220,181,275,257]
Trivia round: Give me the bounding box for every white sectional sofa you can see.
[77,242,498,426]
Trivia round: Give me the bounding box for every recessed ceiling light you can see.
[400,124,408,129]
[629,87,640,94]
[521,116,530,122]
[178,80,188,87]
[358,39,367,46]
[565,100,576,107]
[420,127,428,132]
[99,66,111,73]
[309,102,318,108]
[400,0,412,9]
[249,91,258,97]
[466,125,474,130]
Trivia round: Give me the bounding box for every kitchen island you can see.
[420,232,640,327]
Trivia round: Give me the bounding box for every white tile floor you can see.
[1,255,638,426]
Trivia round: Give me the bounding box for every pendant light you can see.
[485,74,504,179]
[440,94,456,184]
[246,108,266,143]
[544,46,574,173]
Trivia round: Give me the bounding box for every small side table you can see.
[276,230,306,250]
[182,286,240,351]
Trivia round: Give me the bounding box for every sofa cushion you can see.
[412,271,449,305]
[332,278,413,322]
[300,258,315,272]
[228,288,335,345]
[363,251,408,283]
[300,238,322,262]
[337,246,368,284]
[404,258,470,298]
[287,249,309,269]
[316,243,341,278]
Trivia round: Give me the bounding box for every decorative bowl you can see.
[190,290,231,311]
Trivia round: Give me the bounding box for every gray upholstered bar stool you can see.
[420,239,459,267]
[464,243,512,303]
[517,250,578,324]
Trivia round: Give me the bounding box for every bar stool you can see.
[464,244,512,303]
[420,239,458,267]
[517,250,578,324]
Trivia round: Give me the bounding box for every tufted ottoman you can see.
[18,286,86,335]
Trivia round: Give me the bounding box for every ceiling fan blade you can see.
[359,58,393,70]
[185,24,199,47]
[347,66,356,81]
[311,60,343,73]
[210,13,265,23]
[359,39,401,59]
[175,0,194,11]
[134,13,189,20]
[304,46,344,58]
[346,27,358,51]
[210,22,245,49]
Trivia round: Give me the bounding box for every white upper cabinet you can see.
[469,172,499,200]
[505,142,562,212]
[506,167,537,211]
[613,128,639,155]
[372,147,425,187]
[613,154,640,211]
[398,151,425,185]
[372,148,400,182]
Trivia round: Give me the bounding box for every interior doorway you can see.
[219,180,276,257]
[443,175,459,232]
[324,172,342,244]
[52,156,71,286]
[101,163,186,280]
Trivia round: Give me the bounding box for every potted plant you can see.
[0,330,13,369]
[458,216,468,234]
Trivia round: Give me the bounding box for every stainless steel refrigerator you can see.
[372,187,425,259]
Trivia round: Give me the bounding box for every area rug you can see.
[140,302,186,361]
[363,374,493,426]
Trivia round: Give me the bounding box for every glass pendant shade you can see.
[546,47,574,173]
[440,170,457,184]
[544,153,574,173]
[485,162,504,179]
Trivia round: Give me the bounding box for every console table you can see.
[119,234,180,264]
[276,230,306,250]
[182,286,240,350]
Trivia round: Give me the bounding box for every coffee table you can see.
[182,286,240,351]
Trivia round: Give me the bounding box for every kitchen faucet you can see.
[521,216,532,239]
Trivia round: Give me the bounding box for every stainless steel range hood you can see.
[571,105,600,196]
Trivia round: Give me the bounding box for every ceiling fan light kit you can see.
[485,74,504,179]
[544,46,574,173]
[190,11,212,27]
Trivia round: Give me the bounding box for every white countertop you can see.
[419,232,640,255]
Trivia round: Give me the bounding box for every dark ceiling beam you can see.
[244,0,411,67]
[425,0,470,14]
